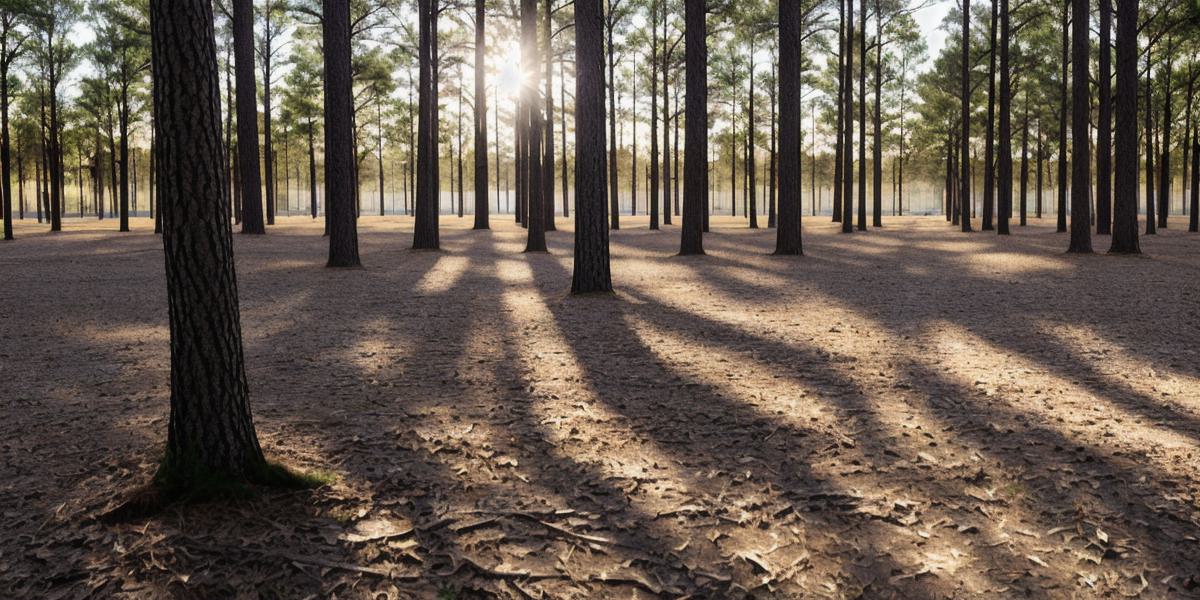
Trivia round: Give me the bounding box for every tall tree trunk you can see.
[233,0,264,234]
[833,0,845,224]
[1157,43,1172,230]
[308,122,317,219]
[748,46,758,229]
[856,0,866,231]
[380,102,387,216]
[1,58,11,240]
[523,0,546,252]
[662,10,672,227]
[606,5,619,230]
[325,0,361,266]
[263,53,275,226]
[679,0,706,255]
[1067,0,1091,251]
[997,0,1011,235]
[572,0,612,292]
[775,0,802,255]
[456,68,464,218]
[983,0,997,230]
[631,74,637,216]
[1190,126,1199,232]
[414,0,441,249]
[1096,0,1112,234]
[150,0,269,488]
[649,0,660,230]
[1110,0,1140,251]
[473,0,489,229]
[561,57,569,217]
[842,0,854,233]
[1036,119,1043,218]
[872,0,882,227]
[1145,60,1156,235]
[48,80,62,232]
[1020,97,1029,226]
[960,0,972,231]
[1056,0,1068,233]
[542,0,556,231]
[768,63,776,229]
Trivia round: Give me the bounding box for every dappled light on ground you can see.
[2,215,1199,598]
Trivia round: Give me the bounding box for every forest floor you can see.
[3,214,1200,599]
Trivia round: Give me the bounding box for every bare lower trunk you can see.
[151,0,268,486]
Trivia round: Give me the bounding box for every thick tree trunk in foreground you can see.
[325,0,361,266]
[775,0,802,255]
[151,0,267,486]
[1067,0,1091,252]
[1109,0,1139,253]
[233,0,264,234]
[572,0,612,293]
[679,0,705,256]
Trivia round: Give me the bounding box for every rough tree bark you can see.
[571,0,612,293]
[1109,0,1139,252]
[1067,0,1091,252]
[324,0,361,266]
[775,0,802,255]
[150,0,269,488]
[679,0,705,256]
[522,0,547,252]
[233,0,265,234]
[996,0,1011,235]
[414,0,440,249]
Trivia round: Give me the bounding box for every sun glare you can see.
[495,41,526,99]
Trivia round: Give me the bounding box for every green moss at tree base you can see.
[101,453,333,523]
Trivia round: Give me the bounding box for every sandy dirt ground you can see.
[2,214,1199,599]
